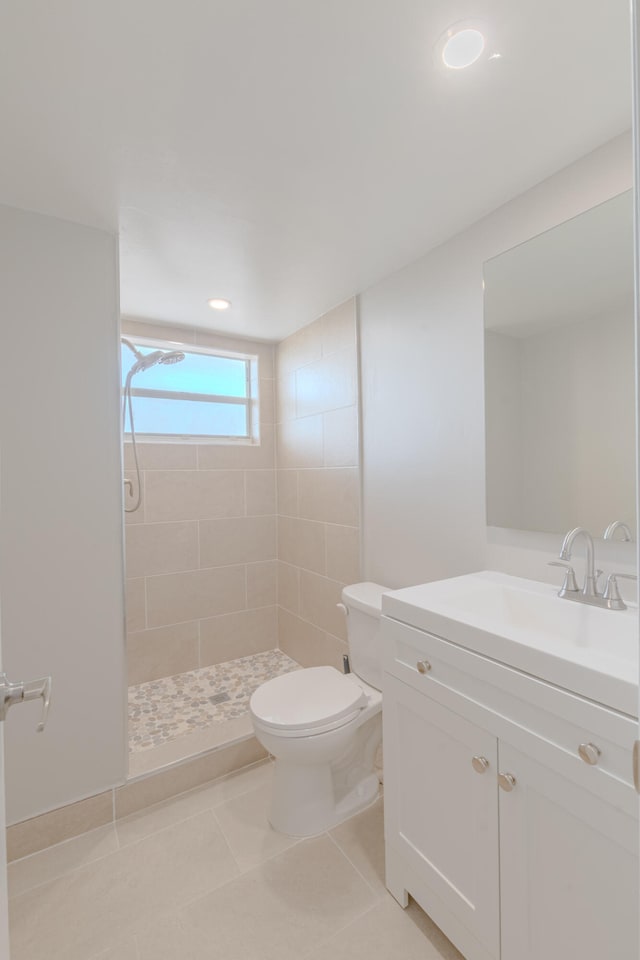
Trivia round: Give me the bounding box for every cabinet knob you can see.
[578,742,601,766]
[416,660,432,675]
[472,756,490,774]
[498,772,517,792]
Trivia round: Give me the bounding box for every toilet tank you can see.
[341,582,389,691]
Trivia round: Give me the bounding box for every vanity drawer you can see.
[382,615,638,809]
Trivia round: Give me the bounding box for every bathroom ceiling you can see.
[0,0,631,341]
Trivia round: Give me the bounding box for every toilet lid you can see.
[250,667,367,732]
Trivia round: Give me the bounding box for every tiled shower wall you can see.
[275,299,362,669]
[121,318,277,686]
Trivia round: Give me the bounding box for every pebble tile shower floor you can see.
[129,649,300,753]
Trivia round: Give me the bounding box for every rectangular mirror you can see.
[484,190,636,538]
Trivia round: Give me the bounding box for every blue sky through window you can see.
[121,340,252,438]
[121,344,248,397]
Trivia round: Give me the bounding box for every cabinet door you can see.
[499,741,639,960]
[384,675,500,960]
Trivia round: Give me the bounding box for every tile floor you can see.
[8,759,464,960]
[127,650,300,778]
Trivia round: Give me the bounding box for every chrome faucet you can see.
[559,527,600,599]
[550,525,637,610]
[603,520,633,542]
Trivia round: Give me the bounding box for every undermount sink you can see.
[382,571,639,716]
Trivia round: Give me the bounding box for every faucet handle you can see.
[602,572,638,609]
[548,560,579,595]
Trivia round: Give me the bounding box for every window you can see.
[121,337,258,441]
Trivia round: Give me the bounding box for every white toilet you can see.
[249,581,388,837]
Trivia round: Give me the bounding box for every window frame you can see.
[121,335,260,444]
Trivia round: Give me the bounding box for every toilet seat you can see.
[249,666,369,737]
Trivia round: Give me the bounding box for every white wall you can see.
[0,205,126,823]
[359,133,635,590]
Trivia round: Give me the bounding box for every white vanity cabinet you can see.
[382,615,639,960]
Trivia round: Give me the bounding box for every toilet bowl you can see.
[249,582,388,837]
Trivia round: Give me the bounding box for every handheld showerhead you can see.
[159,351,185,365]
[121,342,186,513]
[128,348,185,376]
[121,337,144,361]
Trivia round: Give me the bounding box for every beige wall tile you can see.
[200,607,277,665]
[124,502,144,527]
[127,621,200,685]
[125,521,198,579]
[276,319,322,376]
[197,423,275,470]
[144,470,245,522]
[315,632,349,672]
[146,565,246,627]
[323,405,359,467]
[279,612,347,672]
[278,609,325,667]
[276,416,323,469]
[259,377,275,424]
[114,738,267,819]
[277,561,300,614]
[126,578,146,632]
[7,792,113,861]
[277,516,326,574]
[276,470,298,517]
[276,372,297,424]
[271,303,361,674]
[123,442,198,471]
[299,571,347,641]
[246,560,277,607]
[123,497,145,524]
[295,349,357,419]
[297,468,359,526]
[321,298,357,356]
[325,524,360,585]
[245,470,277,516]
[199,516,276,568]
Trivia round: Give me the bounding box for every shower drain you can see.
[209,692,231,705]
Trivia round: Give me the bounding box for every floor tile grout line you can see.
[7,825,122,903]
[326,809,386,901]
[209,792,303,876]
[8,760,276,901]
[116,760,276,849]
[298,897,381,959]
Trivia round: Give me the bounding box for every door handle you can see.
[0,672,52,732]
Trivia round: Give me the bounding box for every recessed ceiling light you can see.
[440,24,486,70]
[208,298,231,311]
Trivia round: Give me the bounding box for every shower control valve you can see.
[0,672,52,732]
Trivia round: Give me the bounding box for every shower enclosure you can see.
[120,321,297,778]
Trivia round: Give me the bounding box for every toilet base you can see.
[269,765,380,838]
[267,712,382,837]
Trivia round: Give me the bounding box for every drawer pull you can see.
[416,660,432,675]
[472,756,490,774]
[578,742,601,766]
[498,773,517,792]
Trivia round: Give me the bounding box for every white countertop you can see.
[382,570,639,717]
